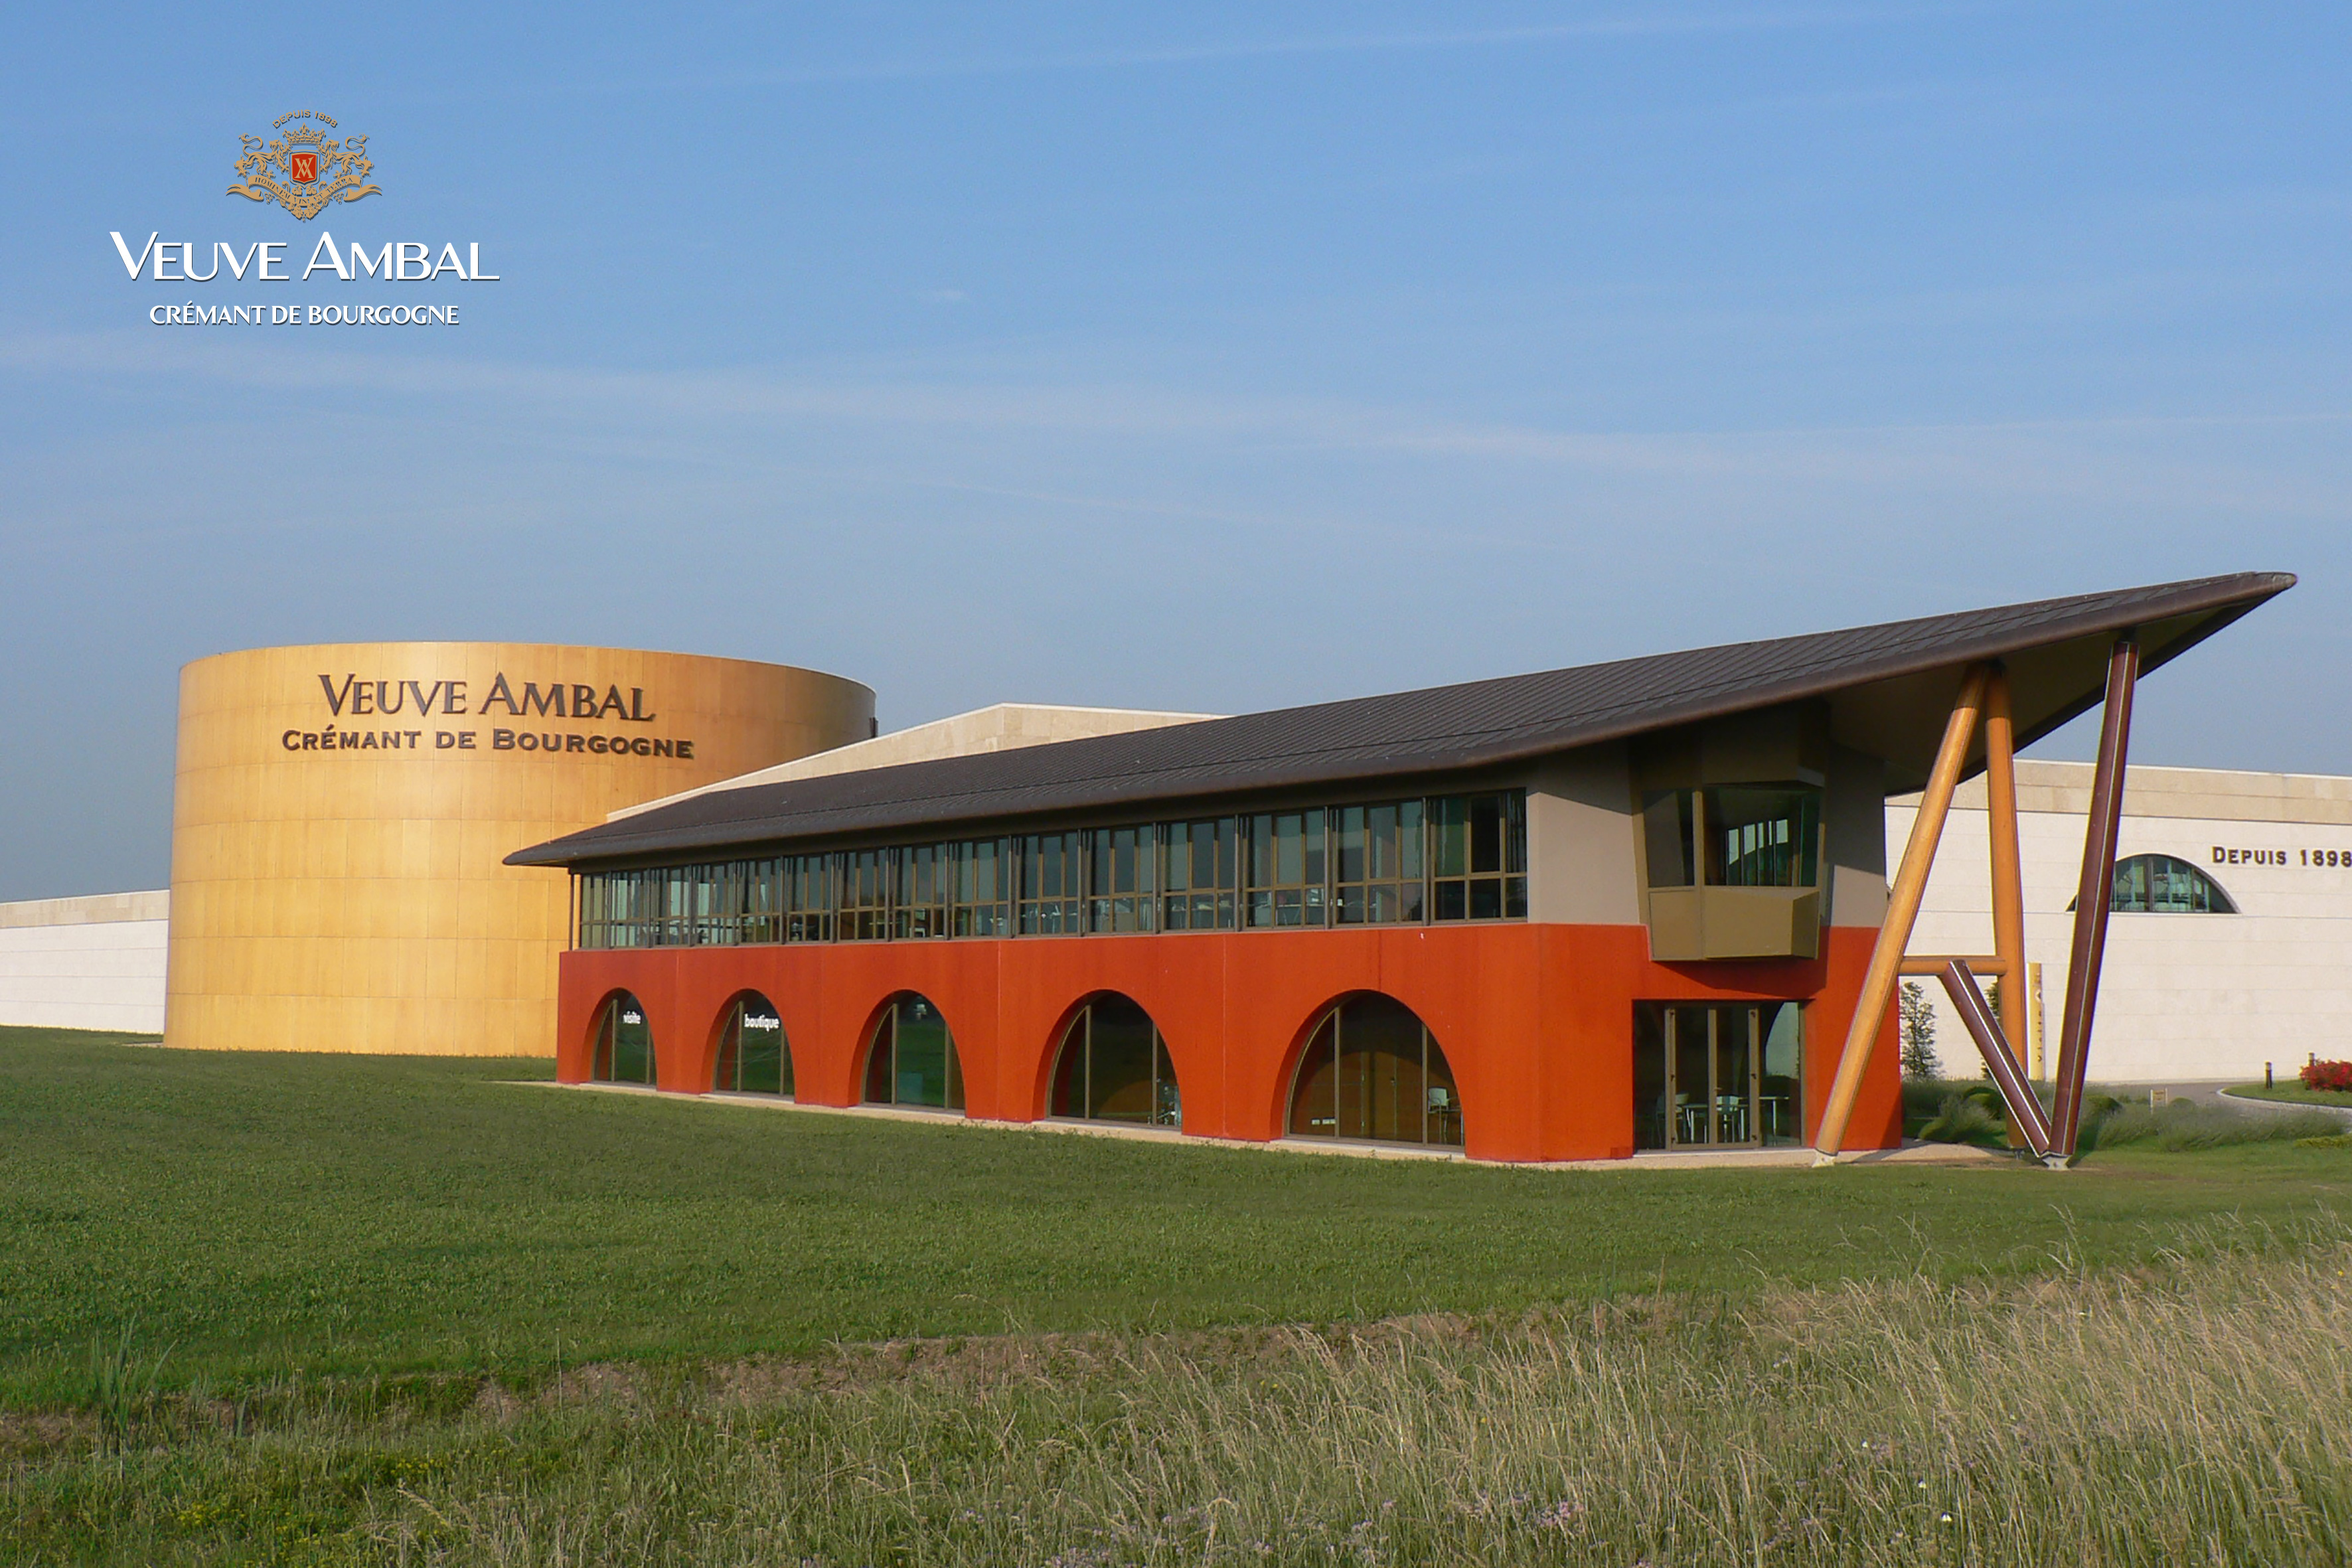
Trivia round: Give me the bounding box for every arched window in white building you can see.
[2069,853,2238,915]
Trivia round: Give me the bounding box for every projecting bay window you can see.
[1640,785,1823,961]
[1247,811,1328,928]
[567,788,1533,949]
[1018,831,1085,935]
[1160,819,1239,931]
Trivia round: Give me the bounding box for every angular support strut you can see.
[1934,961,2057,1162]
[2049,637,2139,1157]
[1813,663,1990,1160]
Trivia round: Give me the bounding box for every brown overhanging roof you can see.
[507,571,2293,870]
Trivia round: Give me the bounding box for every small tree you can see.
[1899,980,1941,1080]
[1979,977,2005,1080]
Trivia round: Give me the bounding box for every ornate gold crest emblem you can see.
[226,111,380,220]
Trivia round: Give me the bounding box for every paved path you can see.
[2212,1085,2352,1124]
[2128,1077,2352,1124]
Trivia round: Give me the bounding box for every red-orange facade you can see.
[554,921,1901,1162]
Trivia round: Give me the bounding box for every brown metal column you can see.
[1813,663,1989,1160]
[1935,961,2055,1158]
[2050,637,2140,1156]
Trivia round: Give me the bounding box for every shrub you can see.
[2302,1059,2352,1093]
[1920,1084,2011,1148]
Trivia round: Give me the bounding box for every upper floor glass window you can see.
[1018,831,1085,935]
[1247,811,1328,928]
[1160,819,1238,931]
[572,789,1531,949]
[1087,825,1155,933]
[896,843,950,939]
[952,838,1010,937]
[1334,801,1425,925]
[842,849,891,941]
[1431,793,1526,919]
[783,854,834,943]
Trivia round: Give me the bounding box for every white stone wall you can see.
[1890,764,2352,1083]
[0,891,169,1034]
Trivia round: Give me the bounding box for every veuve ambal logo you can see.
[226,111,380,220]
[115,110,495,328]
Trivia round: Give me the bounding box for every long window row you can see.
[574,791,1527,949]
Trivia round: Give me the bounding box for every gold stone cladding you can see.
[164,643,873,1056]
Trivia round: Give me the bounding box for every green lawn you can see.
[12,1026,2352,1565]
[6,1026,2352,1402]
[2229,1081,2352,1108]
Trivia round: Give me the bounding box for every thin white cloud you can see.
[4,326,2344,521]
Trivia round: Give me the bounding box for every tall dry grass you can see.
[15,1219,2352,1565]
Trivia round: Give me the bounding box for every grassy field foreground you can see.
[9,1027,2352,1563]
[15,1221,2352,1565]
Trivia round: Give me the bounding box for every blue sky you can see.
[1,2,2345,899]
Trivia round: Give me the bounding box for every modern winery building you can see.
[503,572,2290,1164]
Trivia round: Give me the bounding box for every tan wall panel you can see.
[165,642,873,1057]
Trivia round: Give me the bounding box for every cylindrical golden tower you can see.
[165,643,873,1056]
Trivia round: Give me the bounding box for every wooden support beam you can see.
[2050,638,2139,1158]
[1897,955,2010,976]
[1813,663,1990,1161]
[1984,666,2029,1061]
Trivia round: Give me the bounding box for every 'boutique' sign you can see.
[280,672,697,761]
[115,112,497,329]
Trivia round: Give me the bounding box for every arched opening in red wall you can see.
[1048,993,1180,1128]
[1286,992,1461,1148]
[591,990,656,1085]
[862,992,964,1112]
[712,990,792,1097]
